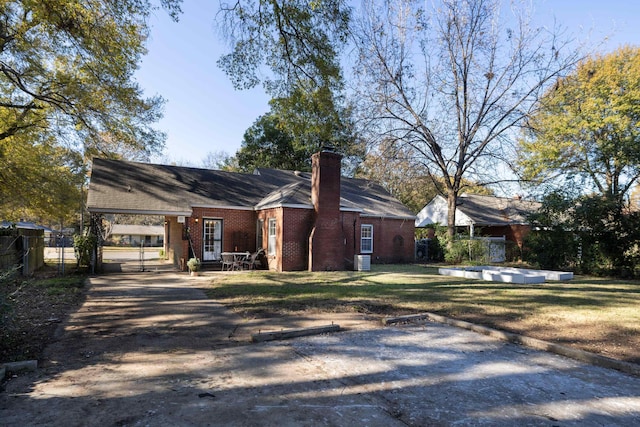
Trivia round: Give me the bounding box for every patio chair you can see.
[221,253,236,271]
[242,249,263,270]
[235,252,250,270]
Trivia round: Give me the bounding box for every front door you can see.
[203,219,222,261]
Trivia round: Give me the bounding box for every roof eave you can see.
[360,213,417,220]
[255,203,314,210]
[87,207,192,216]
[190,204,255,211]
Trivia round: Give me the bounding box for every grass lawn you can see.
[206,264,640,364]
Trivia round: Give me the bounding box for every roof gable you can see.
[254,168,415,218]
[415,195,473,227]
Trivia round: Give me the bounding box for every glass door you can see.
[203,219,222,261]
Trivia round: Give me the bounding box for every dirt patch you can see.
[0,266,87,363]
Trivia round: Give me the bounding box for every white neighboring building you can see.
[415,194,541,261]
[109,224,164,247]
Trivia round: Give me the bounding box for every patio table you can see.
[221,252,250,271]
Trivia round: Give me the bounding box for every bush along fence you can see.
[416,233,522,265]
[0,227,45,276]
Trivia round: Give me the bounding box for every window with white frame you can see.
[361,224,373,253]
[267,218,277,256]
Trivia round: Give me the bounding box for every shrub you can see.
[73,233,97,268]
[187,257,201,272]
[428,237,445,261]
[444,239,468,264]
[524,229,578,271]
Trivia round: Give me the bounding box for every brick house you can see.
[415,194,541,248]
[87,150,416,271]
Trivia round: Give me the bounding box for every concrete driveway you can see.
[1,270,639,426]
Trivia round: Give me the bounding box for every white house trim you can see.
[415,195,474,228]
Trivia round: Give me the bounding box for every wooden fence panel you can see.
[0,229,45,275]
[0,235,20,270]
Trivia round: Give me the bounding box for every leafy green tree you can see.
[518,46,640,205]
[518,46,640,276]
[73,233,97,268]
[234,90,364,173]
[235,113,309,172]
[523,191,580,271]
[572,195,640,277]
[216,0,349,95]
[0,0,181,154]
[269,83,363,169]
[0,0,181,223]
[0,130,85,224]
[525,190,640,277]
[217,2,361,172]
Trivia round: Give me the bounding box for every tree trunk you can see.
[447,191,458,246]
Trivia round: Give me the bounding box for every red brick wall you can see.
[164,216,189,270]
[342,211,361,269]
[167,208,415,271]
[476,224,532,248]
[189,207,257,260]
[282,208,314,271]
[309,150,344,271]
[256,208,282,271]
[359,217,415,264]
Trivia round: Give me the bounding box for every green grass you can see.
[206,264,640,363]
[35,276,87,295]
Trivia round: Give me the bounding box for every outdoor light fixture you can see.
[194,218,199,223]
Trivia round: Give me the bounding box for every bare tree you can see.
[352,0,582,240]
[202,150,234,170]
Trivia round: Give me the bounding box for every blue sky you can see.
[136,1,640,166]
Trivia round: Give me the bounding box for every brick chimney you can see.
[308,149,344,271]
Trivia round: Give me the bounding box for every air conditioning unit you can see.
[354,254,371,271]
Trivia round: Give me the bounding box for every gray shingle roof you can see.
[87,159,271,214]
[87,158,415,219]
[457,194,540,225]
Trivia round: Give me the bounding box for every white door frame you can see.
[203,218,223,261]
